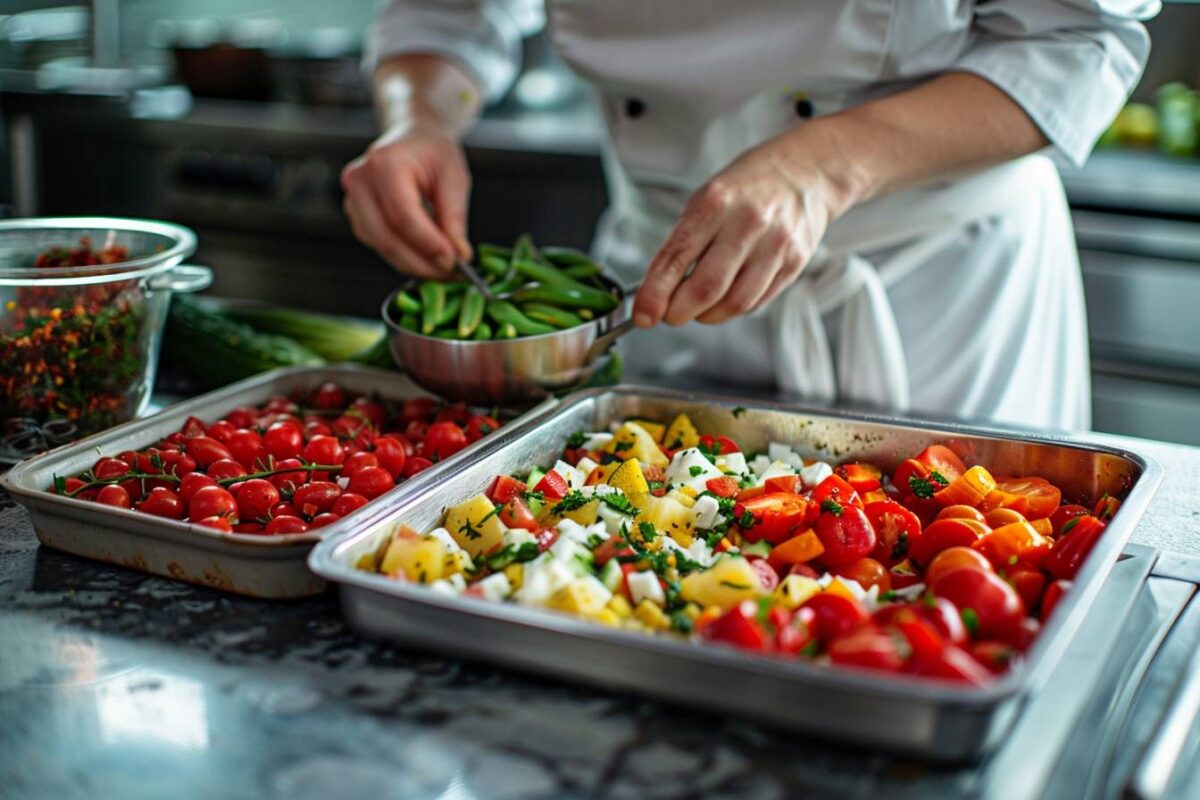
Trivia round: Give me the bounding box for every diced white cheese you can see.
[664,447,723,492]
[427,527,463,555]
[716,451,748,476]
[754,460,797,486]
[574,457,599,481]
[503,528,538,549]
[550,535,589,564]
[659,535,718,568]
[627,570,666,607]
[750,454,771,474]
[557,517,605,545]
[580,483,619,498]
[768,442,792,462]
[428,578,463,596]
[784,451,804,469]
[597,503,632,537]
[477,572,513,602]
[516,557,576,606]
[582,432,614,451]
[553,460,585,489]
[800,461,833,489]
[693,495,721,530]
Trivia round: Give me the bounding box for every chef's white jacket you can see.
[368,0,1156,431]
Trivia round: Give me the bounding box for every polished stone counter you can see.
[2,431,1198,800]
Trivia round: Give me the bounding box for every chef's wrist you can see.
[373,54,481,140]
[775,121,874,220]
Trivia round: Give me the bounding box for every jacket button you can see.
[794,98,814,118]
[625,98,646,119]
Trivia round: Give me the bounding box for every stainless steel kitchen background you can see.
[1,1,1198,445]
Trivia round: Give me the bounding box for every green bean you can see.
[542,247,598,268]
[458,286,485,338]
[485,300,556,336]
[419,281,446,336]
[521,303,584,329]
[479,254,509,278]
[472,321,494,341]
[497,322,519,340]
[563,262,603,280]
[394,290,421,315]
[399,313,419,332]
[434,329,461,340]
[478,243,512,262]
[512,258,587,288]
[511,284,619,313]
[422,285,462,335]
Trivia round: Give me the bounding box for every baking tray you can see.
[309,385,1163,762]
[0,365,524,599]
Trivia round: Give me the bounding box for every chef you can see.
[341,1,1156,431]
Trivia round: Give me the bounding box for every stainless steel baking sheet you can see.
[1,365,522,598]
[310,385,1162,760]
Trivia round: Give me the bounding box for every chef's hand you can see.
[633,138,856,327]
[341,122,473,279]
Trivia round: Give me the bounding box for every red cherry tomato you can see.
[865,500,921,566]
[915,445,967,483]
[188,485,238,522]
[969,641,1019,674]
[499,497,539,532]
[206,419,237,443]
[264,515,309,535]
[93,456,132,481]
[701,601,768,651]
[911,644,994,684]
[302,434,346,468]
[224,429,264,470]
[988,477,1063,520]
[924,546,993,587]
[704,476,740,498]
[802,593,870,643]
[346,466,394,500]
[311,382,346,411]
[399,456,434,479]
[811,474,863,511]
[206,459,247,482]
[235,479,280,521]
[263,421,304,461]
[831,557,891,593]
[400,397,439,425]
[827,624,906,672]
[1040,579,1071,622]
[181,416,207,437]
[293,481,343,516]
[136,487,183,519]
[464,414,500,443]
[424,422,469,462]
[195,516,233,532]
[233,522,266,534]
[931,567,1025,643]
[96,484,132,509]
[1005,565,1048,611]
[340,451,380,480]
[372,436,408,479]
[1043,515,1106,580]
[487,475,528,505]
[225,407,257,429]
[908,518,983,568]
[269,458,307,495]
[763,474,800,495]
[179,472,217,506]
[876,597,968,647]
[309,513,341,529]
[185,436,234,468]
[697,434,740,455]
[533,469,570,501]
[330,493,369,517]
[738,492,809,544]
[593,538,637,568]
[351,397,387,428]
[270,502,299,519]
[814,505,876,567]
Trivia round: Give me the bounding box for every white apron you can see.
[371,0,1153,431]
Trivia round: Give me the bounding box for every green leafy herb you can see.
[731,406,747,418]
[908,475,937,499]
[1008,555,1019,566]
[890,531,908,561]
[551,490,593,515]
[801,640,820,658]
[638,521,658,543]
[929,469,950,487]
[485,542,541,570]
[697,440,721,461]
[820,499,844,516]
[689,465,705,477]
[647,480,664,492]
[880,591,901,602]
[599,492,640,516]
[52,474,67,494]
[522,489,545,504]
[961,608,981,636]
[698,491,737,518]
[669,611,694,634]
[738,510,755,529]
[565,431,588,449]
[478,504,504,525]
[459,520,483,541]
[1061,516,1082,535]
[614,440,634,453]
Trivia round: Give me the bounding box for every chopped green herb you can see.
[638,521,658,543]
[731,406,747,418]
[890,531,908,561]
[522,490,545,504]
[689,465,705,477]
[801,640,820,658]
[485,542,540,570]
[1061,517,1082,535]
[551,490,593,515]
[820,499,844,516]
[738,510,755,529]
[459,521,483,541]
[880,591,901,602]
[614,440,634,453]
[961,607,980,636]
[565,431,588,449]
[478,504,504,525]
[647,480,664,492]
[1008,555,1019,566]
[599,492,640,516]
[697,441,721,460]
[929,469,950,487]
[908,475,937,499]
[52,474,67,494]
[669,611,694,634]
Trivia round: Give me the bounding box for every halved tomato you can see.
[737,492,809,544]
[987,477,1062,520]
[915,445,967,483]
[865,500,921,566]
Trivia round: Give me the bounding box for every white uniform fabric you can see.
[368,0,1156,431]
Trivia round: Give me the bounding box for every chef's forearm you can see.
[373,54,483,138]
[795,72,1050,211]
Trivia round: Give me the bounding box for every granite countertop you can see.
[1,431,1198,800]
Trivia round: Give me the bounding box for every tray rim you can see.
[0,364,531,551]
[310,383,1164,709]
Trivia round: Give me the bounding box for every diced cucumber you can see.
[741,539,772,558]
[599,558,623,593]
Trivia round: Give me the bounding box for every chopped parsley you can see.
[698,491,737,518]
[820,499,844,516]
[459,520,483,541]
[551,490,593,515]
[613,440,634,453]
[667,438,684,450]
[929,470,950,487]
[1061,517,1082,535]
[688,465,705,477]
[485,542,540,570]
[647,480,665,492]
[704,530,726,548]
[52,474,67,494]
[599,492,641,516]
[880,591,901,602]
[697,440,721,461]
[478,504,504,525]
[908,475,937,499]
[637,521,658,543]
[565,431,588,449]
[669,611,694,634]
[738,510,755,529]
[731,406,747,418]
[890,531,908,561]
[521,489,545,505]
[961,608,981,636]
